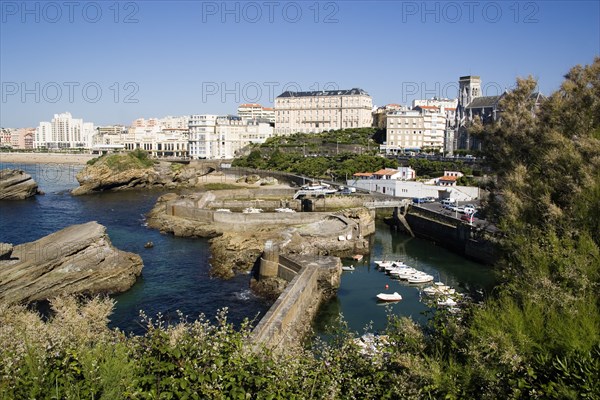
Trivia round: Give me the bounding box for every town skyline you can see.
[1,1,598,127]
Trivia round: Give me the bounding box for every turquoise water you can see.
[314,221,496,335]
[0,162,495,336]
[0,162,271,334]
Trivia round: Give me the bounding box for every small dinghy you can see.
[376,292,402,302]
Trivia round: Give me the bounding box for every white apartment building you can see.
[274,88,373,135]
[93,117,190,158]
[382,109,447,154]
[35,112,95,149]
[237,104,275,123]
[188,115,274,159]
[188,114,219,159]
[412,97,458,110]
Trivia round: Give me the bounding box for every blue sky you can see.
[1,0,598,127]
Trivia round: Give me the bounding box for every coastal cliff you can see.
[0,221,143,305]
[0,169,42,200]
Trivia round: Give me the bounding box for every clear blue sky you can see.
[1,0,598,127]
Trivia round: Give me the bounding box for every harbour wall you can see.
[251,253,341,352]
[399,206,498,265]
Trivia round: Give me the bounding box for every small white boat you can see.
[376,292,402,302]
[275,207,295,213]
[375,260,394,270]
[342,265,355,271]
[395,269,420,280]
[422,282,456,296]
[215,208,232,212]
[243,207,263,214]
[437,297,458,307]
[352,254,364,261]
[389,267,417,278]
[407,274,434,284]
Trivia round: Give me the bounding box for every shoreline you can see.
[0,152,95,165]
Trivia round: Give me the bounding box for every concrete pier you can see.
[251,253,342,353]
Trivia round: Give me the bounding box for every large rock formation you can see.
[72,162,161,195]
[0,169,41,200]
[72,153,220,195]
[0,222,143,305]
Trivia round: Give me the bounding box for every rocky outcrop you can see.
[0,169,41,200]
[0,222,143,305]
[72,163,161,195]
[146,192,374,279]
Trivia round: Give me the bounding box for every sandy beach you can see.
[0,152,96,165]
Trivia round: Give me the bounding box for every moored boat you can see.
[437,297,458,307]
[376,292,402,302]
[407,273,434,284]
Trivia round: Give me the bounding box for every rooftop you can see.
[373,168,399,176]
[466,95,503,109]
[277,88,370,98]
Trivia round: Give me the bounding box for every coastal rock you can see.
[258,177,278,186]
[0,243,13,260]
[0,169,41,200]
[0,221,143,305]
[71,155,222,195]
[72,163,161,195]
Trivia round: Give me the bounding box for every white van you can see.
[441,198,456,205]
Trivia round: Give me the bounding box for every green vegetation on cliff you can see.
[233,128,474,180]
[87,149,155,172]
[1,59,599,398]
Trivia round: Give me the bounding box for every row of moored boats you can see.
[374,260,435,284]
[373,260,462,310]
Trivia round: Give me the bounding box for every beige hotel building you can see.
[274,88,373,135]
[382,109,447,154]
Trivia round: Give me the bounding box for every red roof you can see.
[239,103,262,108]
[373,168,398,176]
[353,172,373,177]
[439,176,458,181]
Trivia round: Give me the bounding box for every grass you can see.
[85,150,154,172]
[202,183,247,190]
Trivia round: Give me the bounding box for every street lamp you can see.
[454,199,458,219]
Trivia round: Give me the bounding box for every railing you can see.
[364,200,409,209]
[292,189,336,199]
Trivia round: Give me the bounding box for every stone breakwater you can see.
[0,221,143,305]
[146,189,375,279]
[251,254,342,352]
[0,169,42,200]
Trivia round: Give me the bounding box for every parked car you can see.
[463,206,476,215]
[461,213,477,223]
[441,198,456,205]
[424,196,436,203]
[413,197,426,204]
